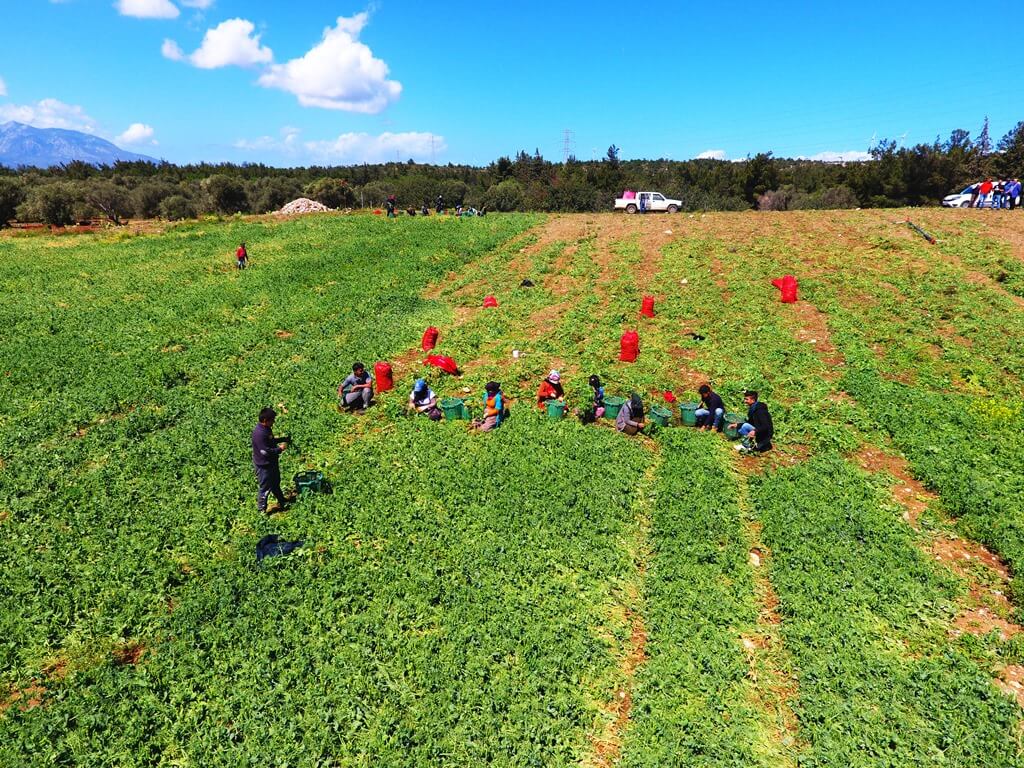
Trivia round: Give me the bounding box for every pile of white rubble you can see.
[275,198,332,215]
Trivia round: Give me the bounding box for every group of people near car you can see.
[970,178,1022,209]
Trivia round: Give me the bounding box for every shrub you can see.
[160,194,196,221]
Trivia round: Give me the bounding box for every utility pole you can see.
[562,129,575,164]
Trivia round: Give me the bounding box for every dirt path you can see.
[584,455,657,767]
[734,480,804,766]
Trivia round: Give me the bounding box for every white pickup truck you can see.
[614,191,682,214]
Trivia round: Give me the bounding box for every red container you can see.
[619,330,639,362]
[421,326,439,351]
[640,295,656,318]
[374,361,394,392]
[483,295,499,308]
[663,390,677,403]
[425,355,459,375]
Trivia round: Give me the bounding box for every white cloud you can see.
[257,13,401,113]
[116,0,180,19]
[164,18,272,69]
[305,132,443,163]
[0,98,97,132]
[800,150,872,163]
[233,125,303,154]
[696,149,727,160]
[117,122,157,145]
[161,39,185,61]
[0,76,6,97]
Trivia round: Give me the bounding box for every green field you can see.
[2,210,1023,766]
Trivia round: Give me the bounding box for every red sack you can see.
[424,355,459,375]
[483,295,499,308]
[374,361,394,392]
[421,326,439,352]
[663,390,677,403]
[640,295,656,318]
[619,330,639,362]
[772,275,799,303]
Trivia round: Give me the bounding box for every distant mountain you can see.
[0,122,158,168]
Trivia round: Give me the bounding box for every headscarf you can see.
[414,378,427,393]
[485,381,500,395]
[548,370,560,383]
[588,374,601,389]
[629,392,644,420]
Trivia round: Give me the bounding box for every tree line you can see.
[1,118,1022,227]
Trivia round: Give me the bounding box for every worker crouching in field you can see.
[409,378,442,420]
[577,374,606,424]
[536,370,565,412]
[695,384,725,432]
[616,393,645,435]
[338,362,374,412]
[730,390,774,454]
[252,407,289,514]
[475,381,506,431]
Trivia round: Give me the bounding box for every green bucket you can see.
[723,412,744,439]
[603,396,626,419]
[649,404,672,427]
[679,401,699,427]
[294,470,324,495]
[546,400,566,420]
[440,397,467,421]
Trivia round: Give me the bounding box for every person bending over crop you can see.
[695,384,725,432]
[409,378,441,420]
[536,370,565,411]
[235,242,248,269]
[252,406,288,514]
[338,362,374,412]
[475,381,505,431]
[729,390,774,454]
[616,393,645,435]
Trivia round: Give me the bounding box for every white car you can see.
[942,183,994,208]
[613,191,682,213]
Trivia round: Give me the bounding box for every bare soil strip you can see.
[584,458,656,768]
[853,442,1024,704]
[734,482,804,766]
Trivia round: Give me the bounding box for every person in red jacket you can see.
[536,370,565,411]
[235,242,248,269]
[977,179,994,208]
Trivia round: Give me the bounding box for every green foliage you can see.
[305,177,355,209]
[158,193,195,220]
[130,180,178,219]
[622,430,784,767]
[753,458,1024,767]
[17,181,78,225]
[201,174,248,214]
[0,176,24,226]
[246,176,302,214]
[84,180,133,224]
[482,178,524,212]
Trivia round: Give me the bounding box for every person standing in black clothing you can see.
[729,390,774,453]
[436,194,445,214]
[252,407,289,513]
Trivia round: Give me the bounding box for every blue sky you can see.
[1,0,1022,166]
